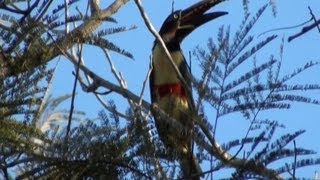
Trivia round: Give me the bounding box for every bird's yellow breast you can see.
[152,44,184,85]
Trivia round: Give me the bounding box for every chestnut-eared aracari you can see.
[150,0,227,179]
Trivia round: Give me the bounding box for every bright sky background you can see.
[50,0,320,178]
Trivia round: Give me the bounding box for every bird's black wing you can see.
[149,68,156,104]
[179,54,196,110]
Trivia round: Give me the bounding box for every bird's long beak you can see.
[176,0,228,41]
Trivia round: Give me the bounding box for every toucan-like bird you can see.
[150,0,227,179]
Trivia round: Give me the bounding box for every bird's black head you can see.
[159,0,228,44]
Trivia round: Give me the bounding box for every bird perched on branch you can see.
[150,0,227,179]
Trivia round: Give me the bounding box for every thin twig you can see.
[102,48,136,109]
[64,0,77,148]
[288,6,320,42]
[102,49,124,86]
[285,163,294,178]
[65,45,82,144]
[138,55,153,106]
[258,18,312,37]
[171,0,175,13]
[65,0,69,34]
[293,140,297,180]
[308,6,320,33]
[77,60,130,119]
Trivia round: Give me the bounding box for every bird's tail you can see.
[180,154,202,180]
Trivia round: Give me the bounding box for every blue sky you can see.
[50,0,320,178]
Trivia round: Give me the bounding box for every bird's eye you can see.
[173,13,179,19]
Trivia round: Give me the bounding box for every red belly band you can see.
[155,83,187,99]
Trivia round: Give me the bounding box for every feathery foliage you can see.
[0,0,134,77]
[0,64,53,179]
[192,3,320,179]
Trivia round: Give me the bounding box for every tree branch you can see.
[288,6,320,42]
[6,0,129,77]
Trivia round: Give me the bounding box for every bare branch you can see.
[293,140,297,179]
[138,56,153,107]
[288,7,320,42]
[90,0,100,15]
[65,44,83,146]
[102,48,138,114]
[65,0,70,34]
[308,6,320,33]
